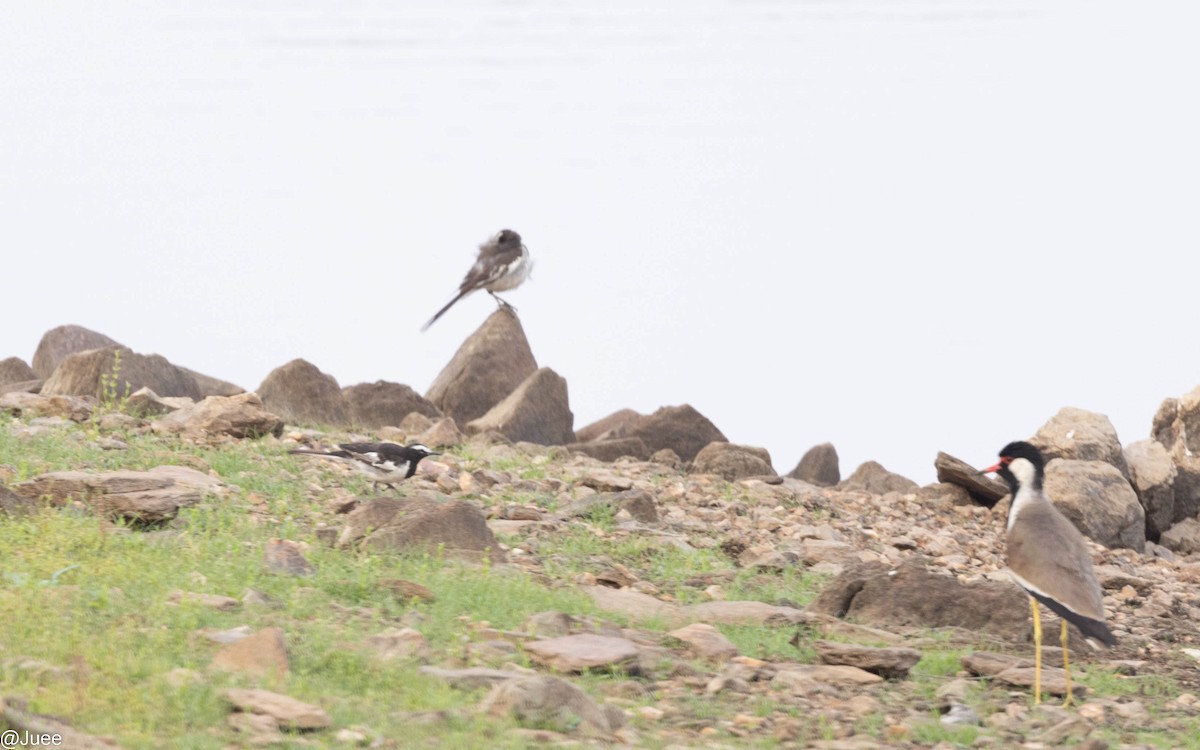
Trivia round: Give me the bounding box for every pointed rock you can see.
[626,404,727,462]
[256,358,350,427]
[465,367,573,445]
[788,442,840,486]
[575,408,642,443]
[838,461,916,493]
[0,357,36,385]
[179,366,244,397]
[42,346,201,400]
[31,324,121,379]
[343,380,441,429]
[426,310,538,426]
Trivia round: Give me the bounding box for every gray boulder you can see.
[1123,439,1177,542]
[1159,517,1200,555]
[1043,458,1145,551]
[691,442,775,480]
[1150,386,1200,523]
[343,380,441,429]
[31,324,122,378]
[1032,407,1129,479]
[257,359,350,427]
[788,442,840,487]
[41,346,202,400]
[338,496,503,561]
[465,367,574,445]
[626,404,727,462]
[0,357,36,385]
[426,310,538,426]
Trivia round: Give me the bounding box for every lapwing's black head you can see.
[982,440,1045,494]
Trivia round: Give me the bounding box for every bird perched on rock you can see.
[421,228,531,331]
[289,442,439,491]
[982,440,1115,706]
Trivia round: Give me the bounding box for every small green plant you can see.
[97,349,132,413]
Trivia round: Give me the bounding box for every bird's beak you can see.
[429,451,442,457]
[979,462,1002,475]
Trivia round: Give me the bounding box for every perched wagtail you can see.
[421,229,531,331]
[290,442,439,491]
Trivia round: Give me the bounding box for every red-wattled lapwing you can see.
[421,229,532,331]
[982,440,1115,705]
[290,442,439,491]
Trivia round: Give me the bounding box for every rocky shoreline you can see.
[1,320,1199,747]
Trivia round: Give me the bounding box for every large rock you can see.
[426,310,538,426]
[575,409,642,443]
[1150,386,1200,523]
[1124,439,1177,542]
[1032,407,1129,479]
[31,324,122,378]
[808,558,1029,640]
[337,496,503,561]
[42,346,202,400]
[935,451,1007,507]
[1160,518,1200,554]
[343,380,440,429]
[788,443,840,486]
[256,359,350,427]
[626,404,727,463]
[0,357,36,385]
[150,392,285,439]
[837,461,917,494]
[691,442,775,480]
[1043,458,1145,551]
[465,367,574,445]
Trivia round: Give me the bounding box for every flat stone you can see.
[418,666,534,690]
[523,634,640,673]
[684,600,806,625]
[211,627,289,679]
[168,590,240,611]
[773,664,883,687]
[812,640,922,678]
[224,688,331,730]
[667,623,739,661]
[583,585,684,625]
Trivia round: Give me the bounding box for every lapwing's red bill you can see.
[981,456,1012,474]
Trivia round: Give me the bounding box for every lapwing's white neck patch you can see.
[1006,457,1041,532]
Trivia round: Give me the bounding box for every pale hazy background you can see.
[3,1,1198,482]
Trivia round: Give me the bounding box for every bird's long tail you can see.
[421,289,471,331]
[289,449,352,459]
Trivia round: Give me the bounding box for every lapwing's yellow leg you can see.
[1060,619,1073,707]
[1030,596,1042,705]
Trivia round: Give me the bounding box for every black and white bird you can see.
[421,228,531,331]
[982,441,1115,706]
[289,442,439,491]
